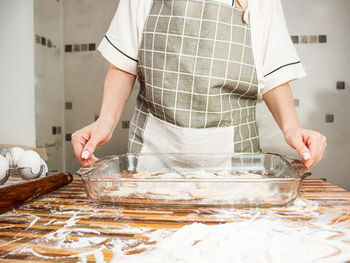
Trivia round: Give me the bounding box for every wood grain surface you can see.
[0,176,349,262]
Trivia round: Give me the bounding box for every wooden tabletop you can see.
[0,176,350,262]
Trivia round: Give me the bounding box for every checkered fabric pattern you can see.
[129,0,259,153]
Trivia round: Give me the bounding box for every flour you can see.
[99,225,152,234]
[113,219,350,263]
[106,199,350,263]
[5,197,350,263]
[43,219,56,225]
[93,251,105,262]
[20,216,108,259]
[25,214,40,230]
[0,225,14,229]
[184,198,320,222]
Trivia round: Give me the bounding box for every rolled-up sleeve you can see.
[250,0,306,99]
[98,0,140,75]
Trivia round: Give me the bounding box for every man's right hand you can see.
[71,118,114,166]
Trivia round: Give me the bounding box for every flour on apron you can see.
[129,0,259,154]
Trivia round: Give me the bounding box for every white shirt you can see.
[98,0,306,98]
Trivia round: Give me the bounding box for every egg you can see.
[6,147,24,165]
[40,158,48,177]
[17,150,42,179]
[0,155,9,181]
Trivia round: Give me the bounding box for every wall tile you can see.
[40,36,46,46]
[299,35,308,44]
[65,133,72,141]
[81,44,88,51]
[291,35,299,44]
[122,121,130,129]
[65,102,73,110]
[325,114,334,123]
[319,35,327,43]
[294,99,300,107]
[309,35,318,43]
[73,44,80,52]
[88,43,96,51]
[336,81,345,90]
[65,44,72,52]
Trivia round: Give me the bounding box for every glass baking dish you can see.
[77,153,311,208]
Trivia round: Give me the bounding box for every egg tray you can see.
[0,147,46,185]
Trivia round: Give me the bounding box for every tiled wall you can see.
[61,0,124,173]
[34,0,65,172]
[35,0,350,190]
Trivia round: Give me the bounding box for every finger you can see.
[80,155,98,167]
[305,136,322,167]
[289,136,311,162]
[81,133,102,160]
[71,132,89,164]
[304,158,314,168]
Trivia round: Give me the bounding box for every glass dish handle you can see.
[77,155,118,176]
[267,152,311,179]
[283,156,312,179]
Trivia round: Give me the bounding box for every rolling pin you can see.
[0,173,73,214]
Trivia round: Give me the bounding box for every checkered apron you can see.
[128,0,260,153]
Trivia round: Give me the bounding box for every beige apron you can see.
[129,0,260,155]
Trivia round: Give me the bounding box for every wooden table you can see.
[0,176,350,262]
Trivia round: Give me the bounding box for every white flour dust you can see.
[4,198,350,263]
[16,211,108,261]
[109,199,350,263]
[25,214,40,230]
[186,198,320,221]
[113,219,350,263]
[35,212,107,250]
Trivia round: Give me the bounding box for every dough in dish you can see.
[122,182,137,188]
[196,182,214,188]
[104,182,118,191]
[111,187,135,196]
[190,188,219,199]
[132,171,152,179]
[238,173,263,179]
[148,188,179,196]
[190,172,217,179]
[190,172,217,189]
[157,173,183,179]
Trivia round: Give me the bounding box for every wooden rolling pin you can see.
[0,173,73,214]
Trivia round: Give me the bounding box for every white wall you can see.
[258,0,350,190]
[34,0,65,172]
[0,0,35,147]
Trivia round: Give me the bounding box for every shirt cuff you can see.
[258,62,306,100]
[97,36,138,75]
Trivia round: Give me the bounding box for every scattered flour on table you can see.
[25,214,40,230]
[113,218,350,263]
[4,198,350,263]
[109,199,350,263]
[185,198,320,221]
